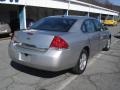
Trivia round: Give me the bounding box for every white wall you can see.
[0,0,119,16]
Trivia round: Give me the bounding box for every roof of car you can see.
[48,15,95,20]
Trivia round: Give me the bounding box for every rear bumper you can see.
[8,42,76,71]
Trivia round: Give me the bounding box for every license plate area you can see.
[19,53,31,62]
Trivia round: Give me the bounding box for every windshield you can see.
[30,17,76,32]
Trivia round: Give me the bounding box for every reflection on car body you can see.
[8,16,111,74]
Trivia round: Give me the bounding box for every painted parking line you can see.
[56,53,103,90]
[111,39,119,46]
[56,55,101,90]
[88,53,102,67]
[57,75,78,90]
[56,39,119,90]
[57,54,101,90]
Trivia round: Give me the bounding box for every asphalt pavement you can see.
[0,24,120,90]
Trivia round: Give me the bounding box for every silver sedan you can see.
[8,16,111,74]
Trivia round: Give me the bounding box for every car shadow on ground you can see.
[114,32,120,39]
[11,61,70,78]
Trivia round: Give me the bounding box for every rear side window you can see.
[31,17,76,32]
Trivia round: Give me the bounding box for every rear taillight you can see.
[50,36,69,49]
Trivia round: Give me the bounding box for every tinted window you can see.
[31,17,76,32]
[93,19,101,31]
[81,23,87,32]
[84,20,95,33]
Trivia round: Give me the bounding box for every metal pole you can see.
[19,6,27,30]
[87,12,90,17]
[99,14,102,22]
[113,15,114,20]
[88,5,91,17]
[66,0,70,16]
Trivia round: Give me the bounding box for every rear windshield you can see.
[30,17,76,32]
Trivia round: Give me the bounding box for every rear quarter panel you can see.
[61,32,90,67]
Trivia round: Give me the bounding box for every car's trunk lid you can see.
[15,29,66,49]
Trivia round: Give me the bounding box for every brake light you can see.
[50,36,69,49]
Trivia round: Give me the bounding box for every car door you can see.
[93,19,109,50]
[100,25,110,50]
[83,19,100,56]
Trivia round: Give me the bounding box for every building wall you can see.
[26,6,65,21]
[0,4,19,24]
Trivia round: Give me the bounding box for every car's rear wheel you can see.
[72,49,88,74]
[103,38,111,51]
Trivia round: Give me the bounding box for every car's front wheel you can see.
[72,49,88,74]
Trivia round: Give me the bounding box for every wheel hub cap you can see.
[79,53,87,70]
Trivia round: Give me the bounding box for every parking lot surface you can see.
[0,25,120,90]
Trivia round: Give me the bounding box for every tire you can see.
[72,49,88,74]
[103,38,111,51]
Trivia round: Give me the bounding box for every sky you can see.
[109,0,120,6]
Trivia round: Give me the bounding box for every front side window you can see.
[84,20,95,33]
[93,19,102,31]
[30,17,76,32]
